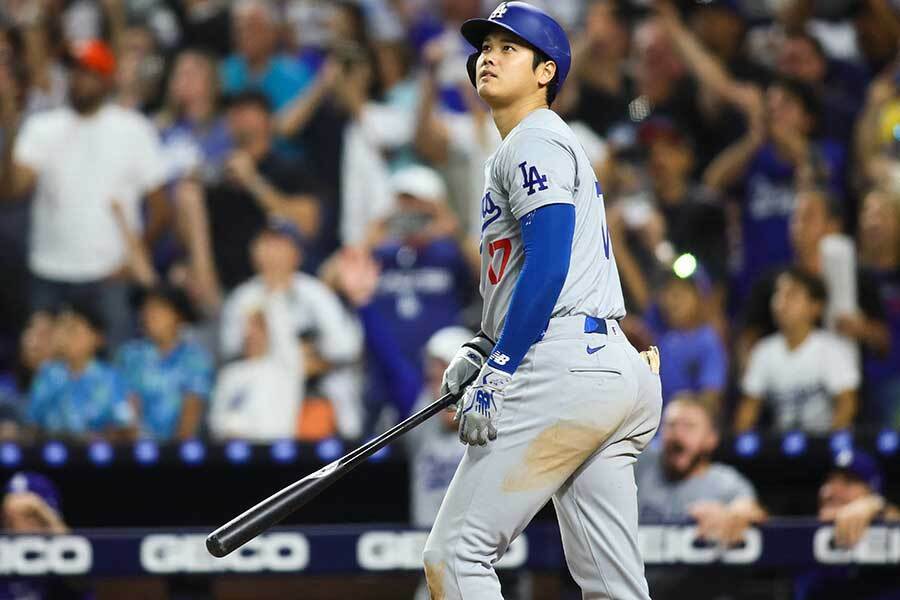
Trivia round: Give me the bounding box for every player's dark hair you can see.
[781,267,827,305]
[531,48,559,105]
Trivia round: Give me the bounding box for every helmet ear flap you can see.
[466,52,479,87]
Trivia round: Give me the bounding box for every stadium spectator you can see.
[1,472,85,600]
[220,0,313,111]
[775,30,866,146]
[795,450,900,600]
[735,268,860,433]
[157,48,232,185]
[353,165,476,432]
[0,4,68,115]
[412,35,502,240]
[0,310,58,431]
[704,76,845,299]
[1,39,170,350]
[2,471,66,533]
[102,0,181,53]
[208,295,301,441]
[637,394,765,535]
[0,28,31,371]
[557,0,633,139]
[179,0,232,57]
[116,286,213,441]
[651,271,728,414]
[275,35,400,254]
[857,186,900,425]
[818,450,900,547]
[332,248,531,599]
[112,23,165,113]
[621,117,729,293]
[736,189,889,377]
[220,219,363,438]
[27,303,136,440]
[201,90,320,289]
[637,394,766,598]
[632,9,748,170]
[854,62,900,189]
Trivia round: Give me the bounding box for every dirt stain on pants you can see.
[424,560,445,600]
[502,421,608,492]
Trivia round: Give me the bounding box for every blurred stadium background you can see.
[1,0,900,598]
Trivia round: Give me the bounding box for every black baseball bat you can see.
[206,391,458,558]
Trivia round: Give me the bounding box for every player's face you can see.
[661,401,717,480]
[818,472,872,517]
[475,32,555,107]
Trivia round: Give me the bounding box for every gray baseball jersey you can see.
[424,111,661,600]
[479,108,625,341]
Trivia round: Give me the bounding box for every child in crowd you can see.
[116,286,213,440]
[209,296,302,441]
[736,268,859,433]
[653,268,728,416]
[27,304,135,440]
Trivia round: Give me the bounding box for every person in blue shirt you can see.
[354,165,477,433]
[704,77,846,304]
[27,304,135,440]
[651,268,728,414]
[158,48,233,185]
[116,286,213,440]
[220,0,313,111]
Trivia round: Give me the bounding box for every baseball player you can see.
[422,3,662,599]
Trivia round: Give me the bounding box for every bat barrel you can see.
[206,392,458,558]
[206,473,332,557]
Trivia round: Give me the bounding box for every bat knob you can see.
[206,532,229,558]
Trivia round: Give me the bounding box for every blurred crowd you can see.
[0,0,898,451]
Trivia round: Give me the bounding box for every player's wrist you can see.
[462,332,495,360]
[477,364,512,390]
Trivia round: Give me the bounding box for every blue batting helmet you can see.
[461,2,571,103]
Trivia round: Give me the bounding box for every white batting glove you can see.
[457,365,511,446]
[440,334,494,400]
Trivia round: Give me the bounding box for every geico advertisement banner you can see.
[0,523,898,576]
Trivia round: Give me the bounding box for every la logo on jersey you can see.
[490,3,509,19]
[518,161,548,196]
[481,191,502,232]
